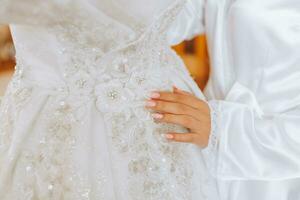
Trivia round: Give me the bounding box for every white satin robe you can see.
[168,0,300,199]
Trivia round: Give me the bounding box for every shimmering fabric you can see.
[0,0,219,199]
[169,0,300,199]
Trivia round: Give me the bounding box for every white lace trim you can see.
[0,0,210,199]
[202,100,220,177]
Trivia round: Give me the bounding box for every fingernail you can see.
[145,100,156,107]
[152,113,163,119]
[165,134,174,140]
[150,92,160,98]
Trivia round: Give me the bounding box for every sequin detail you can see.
[0,0,203,199]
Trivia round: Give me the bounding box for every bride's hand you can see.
[145,86,211,149]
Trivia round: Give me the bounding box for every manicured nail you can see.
[152,113,163,119]
[146,100,156,107]
[150,92,160,99]
[165,134,174,140]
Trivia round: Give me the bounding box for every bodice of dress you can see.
[0,1,213,199]
[1,0,300,199]
[7,0,196,117]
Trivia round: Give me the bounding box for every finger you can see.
[152,113,201,131]
[146,100,199,118]
[165,132,209,148]
[146,100,205,121]
[173,86,193,96]
[165,132,199,144]
[150,91,206,111]
[173,88,210,114]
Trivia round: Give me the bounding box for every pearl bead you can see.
[59,101,66,107]
[26,166,32,172]
[48,184,54,191]
[76,79,87,88]
[107,90,118,100]
[39,139,46,144]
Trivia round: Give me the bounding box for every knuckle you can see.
[157,101,165,110]
[160,92,167,99]
[177,104,186,113]
[181,117,190,126]
[163,114,172,122]
[174,134,183,141]
[167,93,175,100]
[177,94,185,102]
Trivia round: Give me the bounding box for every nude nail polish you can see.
[150,92,160,98]
[165,134,174,139]
[146,101,156,107]
[152,113,163,119]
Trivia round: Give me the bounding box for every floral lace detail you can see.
[0,64,34,199]
[202,100,221,177]
[0,0,205,199]
[0,64,32,159]
[107,112,194,200]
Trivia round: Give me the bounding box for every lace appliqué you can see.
[0,0,200,199]
[106,112,194,200]
[0,64,33,157]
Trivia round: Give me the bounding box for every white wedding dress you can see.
[0,0,217,200]
[2,0,300,199]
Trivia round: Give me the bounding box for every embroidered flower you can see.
[94,80,135,113]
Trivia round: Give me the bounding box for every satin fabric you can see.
[0,0,299,199]
[169,0,300,199]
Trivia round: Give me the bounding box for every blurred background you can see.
[0,25,210,96]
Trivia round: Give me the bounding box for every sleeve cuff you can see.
[201,100,221,176]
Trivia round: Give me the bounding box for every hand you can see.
[145,86,211,148]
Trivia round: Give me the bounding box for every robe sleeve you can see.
[167,0,205,46]
[0,0,81,25]
[203,81,300,180]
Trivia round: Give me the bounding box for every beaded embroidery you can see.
[0,0,203,199]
